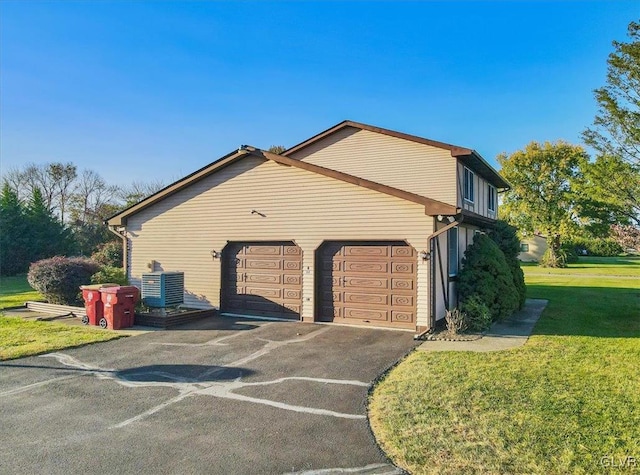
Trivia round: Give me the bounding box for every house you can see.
[518,234,548,262]
[107,121,509,333]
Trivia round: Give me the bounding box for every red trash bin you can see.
[80,284,118,326]
[100,286,140,330]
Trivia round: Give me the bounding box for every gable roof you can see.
[106,146,458,226]
[283,120,510,190]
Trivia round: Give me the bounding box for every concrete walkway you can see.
[418,298,548,352]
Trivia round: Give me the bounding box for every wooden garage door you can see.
[221,242,302,319]
[317,241,417,329]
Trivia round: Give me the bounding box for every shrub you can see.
[560,243,579,263]
[458,234,519,321]
[460,295,492,332]
[564,237,623,257]
[589,239,623,256]
[540,247,567,268]
[27,256,100,305]
[445,308,467,335]
[488,221,527,309]
[91,266,128,286]
[91,240,123,267]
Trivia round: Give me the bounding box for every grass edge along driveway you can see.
[0,317,124,361]
[369,257,640,475]
[0,275,123,360]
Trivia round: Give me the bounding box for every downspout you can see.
[107,224,128,276]
[414,213,463,340]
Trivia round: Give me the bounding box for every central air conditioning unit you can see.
[141,271,184,308]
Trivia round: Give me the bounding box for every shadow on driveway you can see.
[0,361,255,383]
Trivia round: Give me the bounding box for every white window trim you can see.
[463,167,475,203]
[488,184,496,212]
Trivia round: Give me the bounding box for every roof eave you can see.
[453,150,511,190]
[283,120,471,157]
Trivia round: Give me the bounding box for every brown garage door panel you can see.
[344,292,389,305]
[284,275,301,285]
[391,262,414,274]
[344,307,389,321]
[283,261,301,271]
[392,311,413,323]
[344,277,389,289]
[246,273,282,284]
[222,242,302,320]
[246,259,282,270]
[392,294,414,307]
[391,246,413,257]
[246,287,282,299]
[391,278,414,290]
[245,246,281,256]
[344,246,390,257]
[317,241,417,329]
[344,261,388,273]
[284,290,301,300]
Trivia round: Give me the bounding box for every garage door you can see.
[221,242,302,319]
[317,241,417,329]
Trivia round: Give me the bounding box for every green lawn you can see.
[0,317,123,360]
[521,255,640,276]
[369,257,640,475]
[0,275,123,360]
[0,274,42,308]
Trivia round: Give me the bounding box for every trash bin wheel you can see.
[81,315,89,325]
[99,318,108,329]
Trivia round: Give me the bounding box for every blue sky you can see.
[1,1,638,186]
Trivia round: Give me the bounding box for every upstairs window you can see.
[463,168,475,203]
[448,227,458,277]
[488,185,497,212]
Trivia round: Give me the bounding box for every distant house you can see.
[107,121,509,332]
[519,234,548,262]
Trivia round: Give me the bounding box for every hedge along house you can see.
[107,121,509,333]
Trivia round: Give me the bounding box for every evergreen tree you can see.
[458,233,519,321]
[0,184,30,275]
[26,187,72,262]
[487,221,526,309]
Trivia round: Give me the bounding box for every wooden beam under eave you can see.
[423,203,458,216]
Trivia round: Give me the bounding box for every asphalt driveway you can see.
[0,317,417,474]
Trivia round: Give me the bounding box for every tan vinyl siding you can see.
[458,161,498,219]
[125,156,434,328]
[519,235,548,262]
[289,127,458,206]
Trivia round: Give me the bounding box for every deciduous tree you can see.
[575,154,640,232]
[582,21,640,237]
[583,21,640,167]
[48,162,77,224]
[498,141,588,266]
